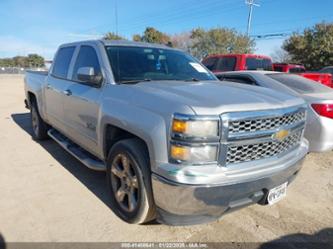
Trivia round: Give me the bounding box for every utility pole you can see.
[246,0,260,37]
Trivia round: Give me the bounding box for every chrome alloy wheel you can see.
[110,154,139,212]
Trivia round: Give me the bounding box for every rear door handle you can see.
[46,84,52,89]
[63,89,72,96]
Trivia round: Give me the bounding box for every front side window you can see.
[105,46,216,83]
[72,46,102,82]
[52,46,75,79]
[246,58,273,71]
[202,57,218,71]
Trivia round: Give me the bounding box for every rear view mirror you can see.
[77,67,103,86]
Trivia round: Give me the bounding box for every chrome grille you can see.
[228,110,306,134]
[226,131,302,165]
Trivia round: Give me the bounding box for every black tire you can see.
[106,138,156,224]
[30,101,49,140]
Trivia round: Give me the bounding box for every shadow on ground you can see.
[11,113,110,208]
[0,233,5,249]
[259,228,333,249]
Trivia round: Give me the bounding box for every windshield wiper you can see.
[119,79,152,84]
[184,78,201,82]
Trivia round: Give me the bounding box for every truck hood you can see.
[133,80,305,115]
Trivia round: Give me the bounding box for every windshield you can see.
[267,73,332,94]
[246,58,273,71]
[106,46,216,83]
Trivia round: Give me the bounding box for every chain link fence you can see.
[0,67,48,74]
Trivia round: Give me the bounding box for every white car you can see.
[216,71,333,152]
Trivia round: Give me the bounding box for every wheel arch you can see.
[103,124,151,165]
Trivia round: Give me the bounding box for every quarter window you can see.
[52,46,75,79]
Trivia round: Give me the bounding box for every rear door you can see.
[45,46,76,133]
[63,44,104,156]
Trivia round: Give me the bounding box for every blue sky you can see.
[0,0,332,59]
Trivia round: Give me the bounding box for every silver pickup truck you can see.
[25,40,308,225]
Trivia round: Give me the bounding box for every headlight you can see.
[170,144,218,163]
[172,115,219,139]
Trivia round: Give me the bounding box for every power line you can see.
[81,0,239,34]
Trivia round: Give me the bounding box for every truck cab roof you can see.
[59,39,180,51]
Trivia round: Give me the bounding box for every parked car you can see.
[319,66,333,77]
[273,63,333,88]
[273,63,306,73]
[216,71,333,152]
[25,40,308,225]
[202,54,273,72]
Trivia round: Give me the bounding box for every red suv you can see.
[202,54,273,72]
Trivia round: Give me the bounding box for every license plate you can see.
[267,182,288,205]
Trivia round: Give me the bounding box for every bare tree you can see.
[270,48,291,63]
[170,32,192,52]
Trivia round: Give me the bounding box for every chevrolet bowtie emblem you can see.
[273,129,290,141]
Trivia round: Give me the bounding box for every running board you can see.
[48,129,106,171]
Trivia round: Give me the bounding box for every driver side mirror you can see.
[77,67,103,87]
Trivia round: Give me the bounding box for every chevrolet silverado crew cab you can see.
[25,40,308,226]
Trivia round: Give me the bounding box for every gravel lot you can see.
[0,75,332,246]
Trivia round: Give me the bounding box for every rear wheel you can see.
[30,101,49,140]
[106,138,156,224]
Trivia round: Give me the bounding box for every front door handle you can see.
[63,89,72,96]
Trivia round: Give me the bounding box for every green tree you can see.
[0,54,45,68]
[189,27,255,59]
[133,27,172,45]
[13,56,28,67]
[283,22,333,70]
[103,32,126,40]
[27,54,45,67]
[132,34,142,42]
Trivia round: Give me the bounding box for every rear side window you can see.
[202,57,218,70]
[52,47,75,79]
[72,46,102,81]
[246,58,273,71]
[216,57,236,71]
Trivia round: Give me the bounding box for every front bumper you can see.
[152,144,307,226]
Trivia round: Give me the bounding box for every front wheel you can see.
[106,138,156,224]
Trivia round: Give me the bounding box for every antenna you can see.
[246,0,260,37]
[115,0,119,36]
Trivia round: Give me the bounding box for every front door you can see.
[63,45,103,156]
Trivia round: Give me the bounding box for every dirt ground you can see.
[0,74,332,245]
